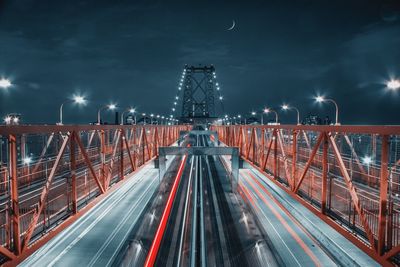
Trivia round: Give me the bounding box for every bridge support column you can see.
[9,134,21,255]
[321,133,328,214]
[70,132,77,214]
[378,135,389,255]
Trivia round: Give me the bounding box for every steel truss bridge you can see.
[213,124,400,265]
[0,123,399,266]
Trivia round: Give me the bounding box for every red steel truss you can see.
[212,124,400,266]
[0,124,188,265]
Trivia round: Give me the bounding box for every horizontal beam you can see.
[159,146,238,156]
[0,125,184,135]
[215,125,400,135]
[179,130,217,136]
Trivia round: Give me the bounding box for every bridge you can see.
[0,66,399,267]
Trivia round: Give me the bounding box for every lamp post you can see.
[97,104,116,125]
[262,108,270,125]
[150,114,154,124]
[142,113,146,125]
[264,108,278,124]
[282,104,301,125]
[315,96,339,125]
[58,95,86,125]
[120,108,136,125]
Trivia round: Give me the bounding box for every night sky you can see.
[0,0,399,125]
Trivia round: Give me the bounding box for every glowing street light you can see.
[4,116,11,124]
[0,78,12,89]
[282,104,301,125]
[120,107,136,125]
[387,79,400,90]
[264,108,279,124]
[58,95,86,125]
[261,108,271,125]
[315,95,339,125]
[97,103,117,125]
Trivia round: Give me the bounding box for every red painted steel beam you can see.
[74,133,105,194]
[22,133,70,251]
[321,133,328,214]
[293,133,323,193]
[9,134,20,255]
[0,246,15,260]
[70,132,77,214]
[328,134,376,250]
[378,135,389,255]
[2,124,399,136]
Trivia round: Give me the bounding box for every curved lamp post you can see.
[97,103,116,125]
[59,95,86,125]
[315,96,339,125]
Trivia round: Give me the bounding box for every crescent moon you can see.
[227,20,235,31]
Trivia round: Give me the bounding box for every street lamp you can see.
[0,78,12,89]
[97,103,116,125]
[142,113,146,125]
[315,96,339,125]
[4,116,11,125]
[387,79,400,90]
[264,108,278,124]
[58,95,86,125]
[150,113,154,124]
[282,104,301,125]
[120,107,136,125]
[261,108,271,125]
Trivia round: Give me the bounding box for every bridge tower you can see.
[180,65,218,122]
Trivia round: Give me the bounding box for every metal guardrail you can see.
[0,124,189,264]
[212,124,400,266]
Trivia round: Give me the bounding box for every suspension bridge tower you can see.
[178,64,222,123]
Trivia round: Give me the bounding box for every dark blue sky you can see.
[0,0,399,124]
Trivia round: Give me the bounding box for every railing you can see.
[0,124,188,264]
[212,124,400,265]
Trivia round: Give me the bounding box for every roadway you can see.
[19,160,161,267]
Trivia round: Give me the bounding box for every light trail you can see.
[144,151,189,267]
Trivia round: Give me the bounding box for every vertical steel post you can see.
[70,132,77,214]
[100,130,106,191]
[378,135,389,255]
[273,130,278,178]
[321,133,328,214]
[9,134,21,255]
[120,129,124,180]
[292,130,298,191]
[261,128,265,167]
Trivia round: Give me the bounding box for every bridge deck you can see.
[19,161,160,267]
